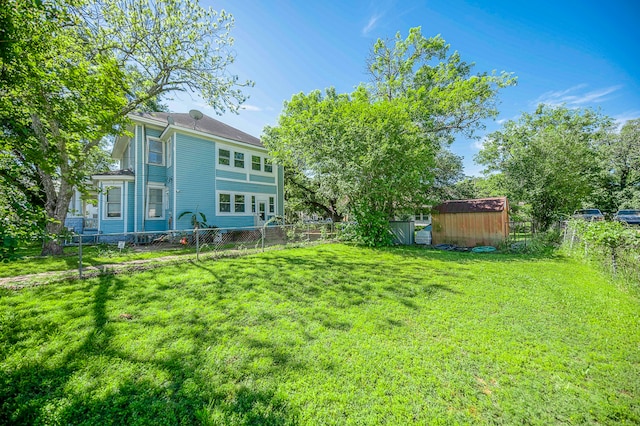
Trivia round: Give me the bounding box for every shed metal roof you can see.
[433,197,508,214]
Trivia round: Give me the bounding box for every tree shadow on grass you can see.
[0,274,300,425]
[375,245,565,263]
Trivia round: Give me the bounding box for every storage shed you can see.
[431,197,509,247]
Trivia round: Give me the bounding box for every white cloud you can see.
[472,137,487,150]
[240,104,262,112]
[612,110,640,128]
[193,101,215,112]
[362,14,382,35]
[534,84,622,107]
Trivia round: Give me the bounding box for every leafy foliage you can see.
[564,219,640,282]
[476,105,613,230]
[590,118,640,211]
[1,0,252,255]
[178,209,209,229]
[266,27,515,245]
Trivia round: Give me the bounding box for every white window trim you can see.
[218,148,231,166]
[166,140,172,168]
[263,158,274,174]
[146,137,165,166]
[216,191,276,216]
[218,192,232,214]
[103,183,124,221]
[233,151,245,168]
[146,183,166,220]
[216,143,275,177]
[251,155,262,172]
[268,196,275,214]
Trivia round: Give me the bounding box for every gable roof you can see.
[433,197,508,214]
[130,111,263,148]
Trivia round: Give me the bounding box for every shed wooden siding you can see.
[431,198,509,247]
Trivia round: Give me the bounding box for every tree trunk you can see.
[42,220,66,256]
[39,173,73,256]
[330,211,343,223]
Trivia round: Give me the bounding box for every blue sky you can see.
[167,0,640,176]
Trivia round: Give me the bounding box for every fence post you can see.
[196,229,200,261]
[78,233,83,279]
[261,226,265,252]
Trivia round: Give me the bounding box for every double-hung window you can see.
[252,155,261,171]
[234,195,245,213]
[234,152,244,168]
[269,196,275,214]
[219,193,231,212]
[147,186,164,219]
[105,186,122,218]
[264,158,273,173]
[219,149,230,166]
[148,138,164,165]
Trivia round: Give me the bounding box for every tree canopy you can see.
[476,105,614,230]
[0,0,252,255]
[590,118,640,211]
[265,27,515,245]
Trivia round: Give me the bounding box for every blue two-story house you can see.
[80,111,283,234]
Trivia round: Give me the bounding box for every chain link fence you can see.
[66,223,345,278]
[562,221,640,284]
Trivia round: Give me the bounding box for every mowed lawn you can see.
[1,244,638,425]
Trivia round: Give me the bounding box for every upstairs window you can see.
[252,155,261,171]
[219,149,230,166]
[147,139,164,165]
[105,186,122,218]
[234,152,244,168]
[264,158,273,173]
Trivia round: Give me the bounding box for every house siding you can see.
[217,169,247,181]
[175,133,216,230]
[167,134,175,229]
[126,181,135,232]
[134,125,143,231]
[277,165,284,217]
[94,115,283,234]
[216,180,277,194]
[249,174,275,184]
[135,125,168,232]
[99,181,125,234]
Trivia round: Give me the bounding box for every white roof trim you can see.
[160,125,267,152]
[92,174,135,181]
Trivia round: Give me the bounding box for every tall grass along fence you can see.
[563,219,640,284]
[65,223,341,278]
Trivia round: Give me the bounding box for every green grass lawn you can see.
[1,244,638,425]
[0,244,195,278]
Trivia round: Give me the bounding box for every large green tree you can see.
[265,87,431,245]
[265,28,514,245]
[1,0,252,255]
[476,105,613,230]
[590,118,640,211]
